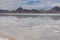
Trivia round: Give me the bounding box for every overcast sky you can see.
[0,0,60,10]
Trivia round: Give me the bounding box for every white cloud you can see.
[0,0,60,10]
[20,0,60,10]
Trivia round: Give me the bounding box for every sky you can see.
[0,0,60,10]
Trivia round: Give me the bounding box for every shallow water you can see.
[0,16,60,40]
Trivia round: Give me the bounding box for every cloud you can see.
[23,0,60,10]
[0,0,60,10]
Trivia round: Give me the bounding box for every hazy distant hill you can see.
[16,7,40,13]
[0,6,60,13]
[47,6,60,13]
[15,6,60,13]
[0,10,9,13]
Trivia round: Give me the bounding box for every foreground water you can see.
[0,16,60,40]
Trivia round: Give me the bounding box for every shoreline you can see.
[0,13,60,16]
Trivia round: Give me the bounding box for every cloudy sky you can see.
[0,0,60,10]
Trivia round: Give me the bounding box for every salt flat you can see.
[0,33,15,40]
[0,16,60,40]
[0,13,60,40]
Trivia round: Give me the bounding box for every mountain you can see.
[0,10,9,13]
[15,7,40,13]
[16,7,23,13]
[0,6,60,13]
[47,6,60,13]
[15,6,60,13]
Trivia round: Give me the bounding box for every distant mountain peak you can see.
[53,6,60,8]
[51,6,60,11]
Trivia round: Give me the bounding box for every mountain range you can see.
[0,6,60,13]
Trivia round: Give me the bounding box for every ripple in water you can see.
[0,16,60,40]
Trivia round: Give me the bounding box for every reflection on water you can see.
[0,16,60,40]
